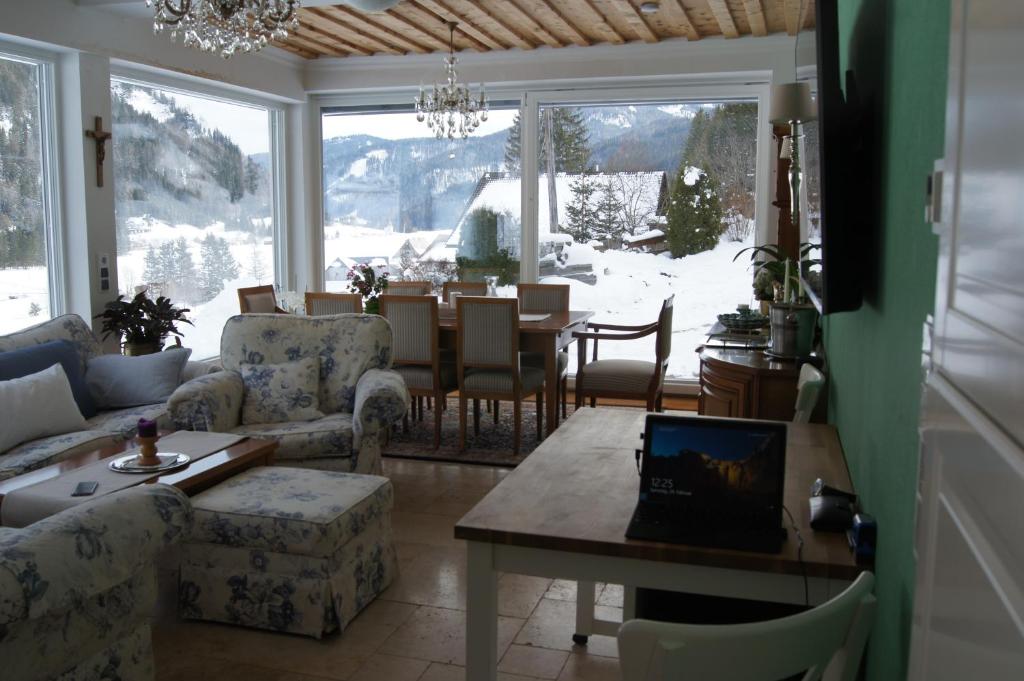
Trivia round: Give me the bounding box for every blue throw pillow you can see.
[0,339,96,418]
[86,347,193,409]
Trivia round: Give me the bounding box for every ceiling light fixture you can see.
[639,1,660,14]
[415,22,489,140]
[147,0,300,59]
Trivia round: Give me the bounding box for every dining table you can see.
[283,291,594,435]
[437,305,594,436]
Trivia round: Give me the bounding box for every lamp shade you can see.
[769,82,817,123]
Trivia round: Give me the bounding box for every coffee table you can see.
[0,434,277,509]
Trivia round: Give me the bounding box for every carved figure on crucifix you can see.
[85,116,112,188]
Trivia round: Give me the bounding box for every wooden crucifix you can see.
[84,116,112,188]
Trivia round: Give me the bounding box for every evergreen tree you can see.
[0,58,44,269]
[562,173,598,244]
[503,108,591,173]
[28,302,41,317]
[198,233,240,301]
[592,177,625,242]
[143,245,163,284]
[665,169,723,257]
[244,156,262,195]
[249,243,268,284]
[682,103,757,218]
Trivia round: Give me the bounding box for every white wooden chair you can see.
[793,363,826,423]
[617,572,876,681]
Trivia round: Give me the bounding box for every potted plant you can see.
[734,242,821,312]
[95,291,192,355]
[347,263,389,315]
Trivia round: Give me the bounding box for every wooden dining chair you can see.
[518,283,571,424]
[387,280,432,296]
[456,297,545,455]
[573,296,674,412]
[304,292,363,316]
[442,281,487,300]
[380,295,455,449]
[237,285,286,314]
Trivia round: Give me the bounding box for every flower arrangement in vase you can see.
[347,263,389,314]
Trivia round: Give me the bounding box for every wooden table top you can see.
[0,436,277,503]
[455,408,861,581]
[699,346,803,375]
[437,309,593,334]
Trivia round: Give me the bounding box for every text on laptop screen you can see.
[640,419,785,509]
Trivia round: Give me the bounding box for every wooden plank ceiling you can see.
[279,0,816,59]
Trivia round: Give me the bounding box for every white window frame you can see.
[109,66,289,286]
[0,44,65,319]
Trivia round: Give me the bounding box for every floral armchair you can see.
[168,314,409,474]
[0,484,193,681]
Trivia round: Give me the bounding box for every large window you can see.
[111,78,278,358]
[320,105,520,293]
[535,100,760,380]
[0,51,59,334]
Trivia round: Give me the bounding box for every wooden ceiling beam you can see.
[707,0,741,38]
[381,7,459,52]
[302,9,403,55]
[529,0,592,46]
[440,0,537,50]
[497,0,566,48]
[287,28,363,58]
[410,0,512,51]
[274,41,319,60]
[783,0,801,35]
[606,0,659,43]
[799,0,815,32]
[572,0,626,44]
[316,5,431,54]
[742,0,768,36]
[663,0,701,40]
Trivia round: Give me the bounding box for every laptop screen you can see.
[639,415,787,513]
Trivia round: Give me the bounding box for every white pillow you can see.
[0,363,87,453]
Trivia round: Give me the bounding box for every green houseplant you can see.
[347,263,389,315]
[95,291,192,355]
[734,242,821,305]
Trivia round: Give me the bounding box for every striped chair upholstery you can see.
[305,293,362,316]
[574,296,674,412]
[518,283,569,313]
[518,284,572,423]
[238,285,281,313]
[442,281,487,300]
[387,281,432,296]
[380,295,455,449]
[456,297,545,454]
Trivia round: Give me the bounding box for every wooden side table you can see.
[697,346,809,421]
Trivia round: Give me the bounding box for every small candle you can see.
[137,418,158,438]
[783,258,791,303]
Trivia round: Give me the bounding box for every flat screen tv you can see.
[801,0,866,314]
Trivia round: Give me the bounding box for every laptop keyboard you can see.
[627,504,785,553]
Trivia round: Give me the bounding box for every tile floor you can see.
[153,457,624,681]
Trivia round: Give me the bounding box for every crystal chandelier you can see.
[415,22,489,140]
[147,0,300,59]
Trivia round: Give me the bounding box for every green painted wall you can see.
[824,1,949,679]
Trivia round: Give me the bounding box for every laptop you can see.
[625,414,788,553]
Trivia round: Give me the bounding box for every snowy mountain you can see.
[322,105,695,233]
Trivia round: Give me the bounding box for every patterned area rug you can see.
[384,399,693,467]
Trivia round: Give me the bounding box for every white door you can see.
[909,1,1024,678]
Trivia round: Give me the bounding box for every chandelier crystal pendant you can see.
[415,22,489,140]
[147,0,300,59]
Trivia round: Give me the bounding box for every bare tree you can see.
[617,174,657,236]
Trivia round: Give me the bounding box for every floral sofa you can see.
[0,315,215,482]
[168,314,409,474]
[0,484,193,681]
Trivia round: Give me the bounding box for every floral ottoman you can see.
[177,466,397,638]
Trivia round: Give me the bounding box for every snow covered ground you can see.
[0,223,757,380]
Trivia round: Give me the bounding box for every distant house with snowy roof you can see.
[444,171,668,259]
